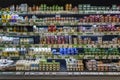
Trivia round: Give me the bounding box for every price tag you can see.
[98,72,104,75]
[25,72,30,75]
[23,32,27,35]
[55,14,61,17]
[38,72,44,75]
[95,56,99,59]
[16,72,24,75]
[59,72,67,75]
[3,72,15,75]
[52,72,56,75]
[73,72,80,75]
[44,72,50,75]
[67,72,73,75]
[30,72,38,75]
[81,72,86,75]
[107,72,113,75]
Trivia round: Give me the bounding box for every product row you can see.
[0,35,120,46]
[34,25,120,33]
[0,59,120,72]
[1,4,120,12]
[1,47,120,58]
[2,14,120,24]
[1,25,120,33]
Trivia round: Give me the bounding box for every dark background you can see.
[0,0,120,7]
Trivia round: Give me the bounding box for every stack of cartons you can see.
[39,59,60,71]
[86,60,97,71]
[66,59,84,71]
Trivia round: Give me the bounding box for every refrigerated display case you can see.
[0,0,120,80]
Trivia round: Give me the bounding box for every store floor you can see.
[0,75,120,80]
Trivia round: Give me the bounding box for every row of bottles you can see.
[84,48,119,55]
[0,36,35,44]
[1,47,120,57]
[1,25,120,33]
[52,48,78,55]
[35,25,120,33]
[40,35,120,45]
[2,14,120,24]
[79,15,120,23]
[39,17,77,22]
[1,4,120,12]
[8,26,28,32]
[29,15,120,23]
[28,47,51,56]
[78,4,120,11]
[20,38,34,44]
[1,35,120,46]
[2,47,27,57]
[2,4,77,12]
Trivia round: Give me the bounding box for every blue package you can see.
[60,48,64,55]
[52,49,57,55]
[67,48,71,55]
[70,48,74,55]
[63,48,67,55]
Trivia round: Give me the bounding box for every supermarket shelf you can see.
[0,75,120,80]
[15,22,120,26]
[0,72,120,76]
[14,11,120,19]
[1,32,120,36]
[29,55,120,60]
[2,11,120,15]
[78,11,120,14]
[0,43,120,48]
[1,22,120,26]
[1,55,120,60]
